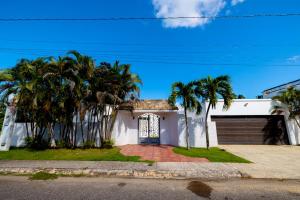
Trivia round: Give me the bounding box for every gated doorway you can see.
[138,113,160,144]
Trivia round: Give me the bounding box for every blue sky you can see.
[0,0,300,99]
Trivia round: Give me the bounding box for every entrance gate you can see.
[138,113,160,144]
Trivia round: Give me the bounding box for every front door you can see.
[138,113,160,144]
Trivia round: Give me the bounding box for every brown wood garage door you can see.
[211,115,289,145]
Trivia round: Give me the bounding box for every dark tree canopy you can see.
[0,51,141,149]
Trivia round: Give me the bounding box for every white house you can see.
[1,99,300,150]
[111,99,299,147]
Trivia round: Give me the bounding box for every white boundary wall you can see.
[1,99,300,148]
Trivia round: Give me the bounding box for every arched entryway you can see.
[138,113,160,144]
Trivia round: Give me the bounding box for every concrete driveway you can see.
[220,145,300,179]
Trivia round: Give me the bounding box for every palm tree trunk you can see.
[25,121,29,138]
[30,122,34,137]
[87,110,91,142]
[184,106,190,150]
[91,108,97,143]
[59,122,62,141]
[48,123,56,148]
[74,111,78,147]
[35,122,38,139]
[104,107,108,140]
[62,125,66,143]
[24,112,29,138]
[99,112,104,147]
[205,102,211,150]
[108,109,118,140]
[80,120,85,145]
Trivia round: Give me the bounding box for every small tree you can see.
[195,75,233,149]
[272,87,300,129]
[168,82,202,150]
[233,93,246,99]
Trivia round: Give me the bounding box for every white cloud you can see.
[231,0,245,6]
[152,0,246,28]
[152,0,226,28]
[287,55,300,63]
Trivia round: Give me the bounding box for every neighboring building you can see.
[262,79,300,99]
[1,99,300,150]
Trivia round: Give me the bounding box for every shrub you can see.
[56,140,66,149]
[56,140,73,149]
[102,139,114,149]
[83,141,95,149]
[25,137,49,150]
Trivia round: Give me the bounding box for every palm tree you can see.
[0,58,40,149]
[195,75,233,149]
[107,62,142,139]
[89,61,142,142]
[66,51,95,147]
[272,87,300,129]
[0,51,143,149]
[168,82,202,150]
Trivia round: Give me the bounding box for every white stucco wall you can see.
[207,99,299,145]
[159,112,178,146]
[111,111,138,146]
[177,106,219,148]
[207,99,273,118]
[111,110,179,146]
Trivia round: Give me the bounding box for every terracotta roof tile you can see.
[119,99,178,111]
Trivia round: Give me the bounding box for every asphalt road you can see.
[0,176,299,200]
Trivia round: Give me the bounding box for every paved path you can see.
[1,176,300,200]
[220,145,300,179]
[120,145,209,162]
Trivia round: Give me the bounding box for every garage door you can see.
[211,115,289,145]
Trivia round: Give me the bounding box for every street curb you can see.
[0,167,242,180]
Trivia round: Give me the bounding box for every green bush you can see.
[25,137,49,150]
[56,140,73,149]
[102,139,114,149]
[83,141,95,149]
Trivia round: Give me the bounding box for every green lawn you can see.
[0,148,147,162]
[173,147,251,163]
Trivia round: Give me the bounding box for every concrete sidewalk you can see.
[0,160,241,179]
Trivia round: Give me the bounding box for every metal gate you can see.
[138,113,160,144]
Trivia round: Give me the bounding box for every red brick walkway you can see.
[120,145,209,162]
